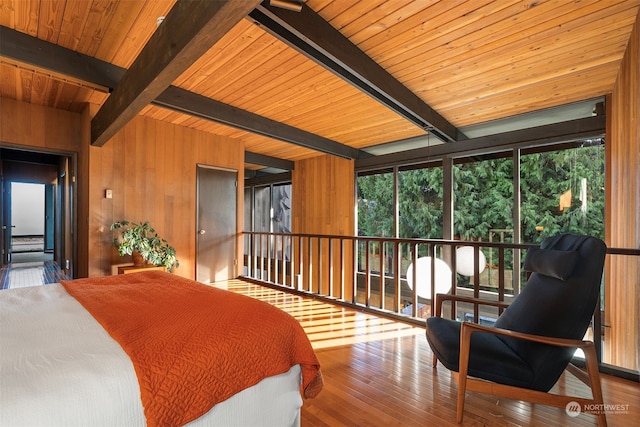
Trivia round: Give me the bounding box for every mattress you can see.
[0,283,303,426]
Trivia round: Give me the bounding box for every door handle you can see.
[198,229,206,235]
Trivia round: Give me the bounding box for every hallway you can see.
[0,256,69,289]
[1,235,70,289]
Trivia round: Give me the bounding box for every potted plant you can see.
[110,220,179,272]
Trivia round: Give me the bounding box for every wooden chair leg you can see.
[432,354,438,368]
[583,344,607,427]
[456,374,468,422]
[456,326,472,423]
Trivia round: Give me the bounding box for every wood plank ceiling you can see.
[1,0,638,170]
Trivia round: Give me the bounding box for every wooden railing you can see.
[242,231,640,376]
[242,232,540,323]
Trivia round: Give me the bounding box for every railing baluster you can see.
[307,237,313,293]
[379,241,385,310]
[394,241,400,314]
[298,235,303,290]
[339,238,345,300]
[473,245,480,323]
[411,243,418,318]
[318,238,323,295]
[328,238,334,298]
[260,234,265,280]
[498,246,505,314]
[365,240,371,307]
[352,238,357,304]
[274,234,279,284]
[429,244,436,317]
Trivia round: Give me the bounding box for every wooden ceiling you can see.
[1,0,638,170]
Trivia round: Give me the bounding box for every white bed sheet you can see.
[0,283,302,427]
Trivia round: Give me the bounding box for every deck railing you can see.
[242,231,640,375]
[242,232,545,323]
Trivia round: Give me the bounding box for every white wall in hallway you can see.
[11,182,45,236]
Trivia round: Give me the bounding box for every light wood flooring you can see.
[214,279,640,427]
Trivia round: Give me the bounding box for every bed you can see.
[0,271,323,427]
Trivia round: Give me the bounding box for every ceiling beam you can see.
[155,87,363,159]
[0,26,122,89]
[245,151,294,170]
[355,116,606,170]
[248,1,465,143]
[0,26,365,159]
[91,0,261,147]
[245,171,292,186]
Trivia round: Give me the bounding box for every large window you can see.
[357,171,394,237]
[520,142,604,243]
[454,156,513,242]
[244,182,292,276]
[356,142,604,245]
[248,184,292,233]
[399,165,443,239]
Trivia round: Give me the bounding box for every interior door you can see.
[0,173,10,265]
[196,165,237,283]
[44,184,54,252]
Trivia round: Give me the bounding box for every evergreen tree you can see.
[357,144,604,244]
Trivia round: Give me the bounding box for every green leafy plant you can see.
[110,220,179,272]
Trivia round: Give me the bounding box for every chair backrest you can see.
[493,233,607,390]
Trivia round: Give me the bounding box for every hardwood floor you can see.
[215,280,640,427]
[0,256,69,289]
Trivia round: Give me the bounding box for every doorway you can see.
[9,182,52,263]
[0,147,74,289]
[196,165,237,283]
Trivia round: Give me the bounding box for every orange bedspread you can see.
[61,271,322,427]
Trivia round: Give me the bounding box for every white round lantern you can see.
[406,257,452,298]
[455,246,486,277]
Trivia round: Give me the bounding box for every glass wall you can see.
[253,186,272,232]
[355,141,606,315]
[356,170,394,237]
[453,155,514,293]
[520,142,605,243]
[244,182,292,278]
[398,165,443,239]
[453,156,514,242]
[356,142,604,245]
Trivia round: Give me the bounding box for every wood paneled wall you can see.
[292,155,355,298]
[87,115,245,279]
[292,155,355,236]
[606,9,640,371]
[1,98,245,281]
[0,98,83,150]
[0,98,87,276]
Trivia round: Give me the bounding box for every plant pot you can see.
[132,251,146,267]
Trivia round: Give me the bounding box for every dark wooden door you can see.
[196,165,237,283]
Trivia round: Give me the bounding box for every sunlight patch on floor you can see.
[211,279,423,350]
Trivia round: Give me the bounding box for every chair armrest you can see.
[434,293,510,317]
[460,321,594,349]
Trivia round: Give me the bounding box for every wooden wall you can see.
[0,98,87,276]
[87,115,245,279]
[606,9,640,371]
[292,155,355,235]
[292,155,355,298]
[1,98,245,281]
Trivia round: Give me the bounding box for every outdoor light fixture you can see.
[269,0,304,12]
[406,257,453,298]
[455,246,487,277]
